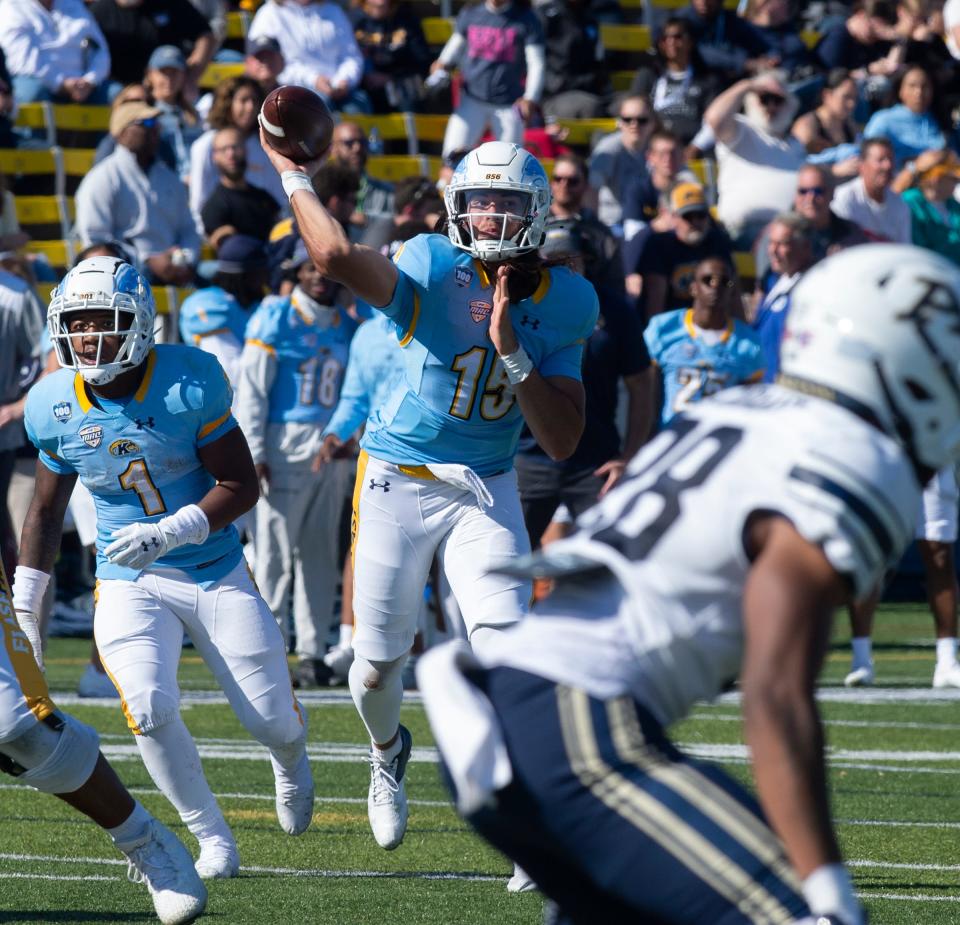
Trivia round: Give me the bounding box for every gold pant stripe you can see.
[396,463,437,480]
[606,698,800,893]
[557,687,794,925]
[92,629,140,735]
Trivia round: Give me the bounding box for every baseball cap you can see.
[920,152,960,183]
[147,45,186,71]
[110,101,161,138]
[245,35,282,56]
[217,235,268,274]
[669,182,707,217]
[284,239,312,272]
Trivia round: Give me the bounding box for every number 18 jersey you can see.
[24,345,242,585]
[481,384,920,725]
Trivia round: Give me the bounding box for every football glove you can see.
[15,610,43,672]
[104,504,210,570]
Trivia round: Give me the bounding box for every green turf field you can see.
[4,602,960,924]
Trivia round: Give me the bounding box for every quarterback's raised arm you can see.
[259,127,398,308]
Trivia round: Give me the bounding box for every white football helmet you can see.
[444,141,551,262]
[781,244,960,475]
[48,257,156,386]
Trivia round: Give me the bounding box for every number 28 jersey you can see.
[24,345,242,585]
[482,385,920,725]
[362,233,600,477]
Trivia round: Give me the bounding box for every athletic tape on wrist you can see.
[500,345,534,385]
[12,565,50,614]
[281,170,316,201]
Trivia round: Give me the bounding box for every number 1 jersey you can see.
[25,345,243,585]
[480,384,921,725]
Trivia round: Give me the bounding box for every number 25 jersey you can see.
[24,345,242,585]
[362,233,600,477]
[482,385,920,725]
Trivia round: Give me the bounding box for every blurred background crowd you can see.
[3,0,960,692]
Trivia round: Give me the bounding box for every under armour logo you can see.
[369,479,391,492]
[140,538,160,551]
[135,417,155,430]
[520,315,540,330]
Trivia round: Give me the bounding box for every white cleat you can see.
[77,663,119,698]
[367,724,412,850]
[843,664,874,687]
[323,644,354,682]
[933,662,960,689]
[194,835,240,879]
[123,819,207,925]
[272,748,315,835]
[507,863,537,893]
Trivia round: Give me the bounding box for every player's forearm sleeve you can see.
[523,44,545,102]
[437,33,466,69]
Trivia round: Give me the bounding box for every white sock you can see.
[374,735,403,763]
[339,624,352,648]
[136,719,233,844]
[348,655,405,748]
[107,800,152,851]
[851,637,872,667]
[936,637,958,667]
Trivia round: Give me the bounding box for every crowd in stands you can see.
[4,0,960,684]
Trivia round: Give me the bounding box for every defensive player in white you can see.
[417,244,960,925]
[12,257,314,881]
[261,131,598,860]
[0,558,206,925]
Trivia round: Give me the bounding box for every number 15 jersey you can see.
[24,345,242,585]
[362,233,599,477]
[481,384,921,725]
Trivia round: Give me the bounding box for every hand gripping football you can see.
[259,85,335,163]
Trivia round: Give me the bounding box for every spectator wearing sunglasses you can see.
[644,254,763,429]
[704,69,806,249]
[545,153,623,296]
[75,100,200,286]
[631,181,735,321]
[587,95,659,230]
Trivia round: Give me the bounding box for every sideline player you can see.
[0,558,206,924]
[12,257,314,880]
[844,466,960,687]
[260,132,598,855]
[417,244,960,925]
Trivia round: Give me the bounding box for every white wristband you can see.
[158,504,210,549]
[12,565,50,614]
[281,170,316,202]
[802,864,861,924]
[500,345,534,385]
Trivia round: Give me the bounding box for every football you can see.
[259,85,335,163]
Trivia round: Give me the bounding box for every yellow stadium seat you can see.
[611,70,634,92]
[555,117,617,146]
[225,11,250,40]
[153,286,174,316]
[0,147,60,185]
[51,104,110,133]
[341,113,413,144]
[422,17,454,45]
[60,147,96,178]
[599,24,651,52]
[13,103,53,144]
[14,195,72,238]
[425,155,442,180]
[411,114,449,148]
[25,239,74,270]
[801,30,821,49]
[200,62,245,90]
[366,155,430,182]
[733,251,756,280]
[36,282,56,304]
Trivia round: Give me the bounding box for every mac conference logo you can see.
[78,424,103,448]
[469,300,492,323]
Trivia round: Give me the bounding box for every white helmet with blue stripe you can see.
[444,141,551,262]
[48,256,156,386]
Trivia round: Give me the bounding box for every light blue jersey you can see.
[244,294,358,428]
[644,308,765,428]
[24,344,242,585]
[363,233,599,476]
[178,286,250,346]
[323,312,404,442]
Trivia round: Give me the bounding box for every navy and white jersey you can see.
[24,345,243,585]
[480,384,919,725]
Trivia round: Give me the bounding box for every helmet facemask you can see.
[48,258,156,386]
